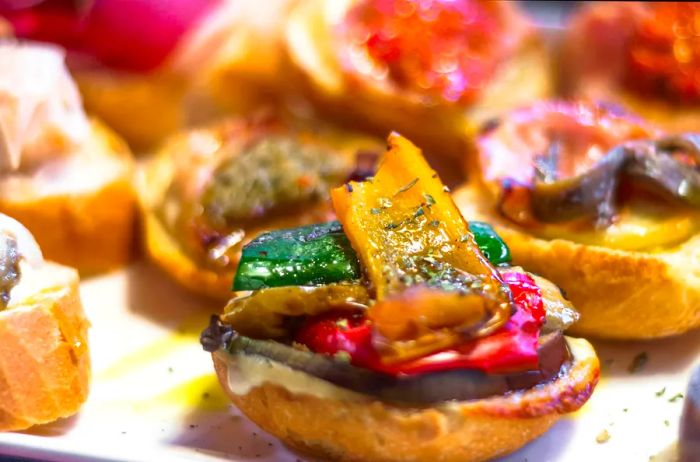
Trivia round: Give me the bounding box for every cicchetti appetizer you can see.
[0,213,90,432]
[138,114,382,299]
[285,0,551,159]
[456,100,700,339]
[201,133,599,462]
[0,0,298,148]
[561,2,700,132]
[0,41,135,273]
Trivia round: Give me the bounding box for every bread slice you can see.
[74,70,188,151]
[141,201,231,300]
[284,0,552,160]
[136,116,381,300]
[0,120,136,274]
[559,2,700,134]
[454,182,700,339]
[0,261,90,432]
[73,0,299,150]
[211,337,598,462]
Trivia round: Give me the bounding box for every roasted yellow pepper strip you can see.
[331,133,512,362]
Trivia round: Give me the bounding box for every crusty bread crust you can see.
[454,183,700,339]
[284,0,552,160]
[141,207,232,300]
[75,70,188,151]
[0,121,136,274]
[212,337,599,462]
[0,262,90,432]
[74,1,300,151]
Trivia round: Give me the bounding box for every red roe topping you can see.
[626,3,700,104]
[341,0,512,103]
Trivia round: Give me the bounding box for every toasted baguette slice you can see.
[454,182,700,339]
[73,0,299,150]
[74,70,188,151]
[0,120,136,274]
[211,337,598,462]
[559,2,700,134]
[141,201,231,300]
[137,116,382,300]
[0,261,89,432]
[284,0,552,160]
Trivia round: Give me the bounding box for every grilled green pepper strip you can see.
[233,221,510,290]
[467,221,511,265]
[233,221,361,290]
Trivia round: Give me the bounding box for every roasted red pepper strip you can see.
[295,271,545,375]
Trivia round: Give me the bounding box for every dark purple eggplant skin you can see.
[524,134,700,227]
[201,317,570,405]
[680,365,700,462]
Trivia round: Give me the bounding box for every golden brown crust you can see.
[212,338,599,462]
[73,1,300,150]
[203,0,300,117]
[0,121,136,274]
[136,121,231,299]
[0,263,90,432]
[75,70,188,151]
[284,0,552,160]
[141,204,232,300]
[454,182,700,339]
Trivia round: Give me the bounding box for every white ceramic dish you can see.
[0,261,696,462]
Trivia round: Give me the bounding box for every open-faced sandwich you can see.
[0,40,135,273]
[138,113,382,299]
[0,213,90,432]
[284,0,551,160]
[201,133,599,462]
[0,0,298,149]
[561,2,700,132]
[456,100,700,339]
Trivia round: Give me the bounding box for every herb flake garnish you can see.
[396,177,419,195]
[655,387,666,397]
[668,393,684,403]
[423,193,436,206]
